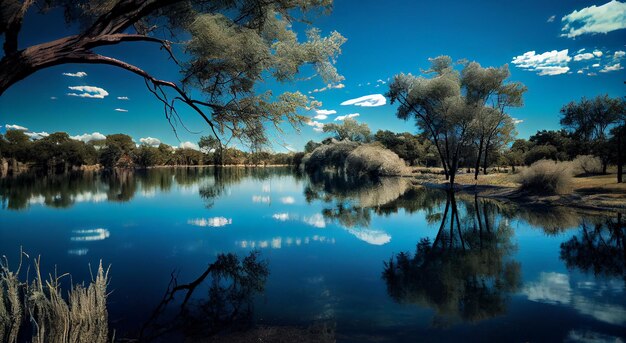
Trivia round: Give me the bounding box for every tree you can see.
[461,61,526,179]
[0,0,346,148]
[322,118,371,142]
[99,133,136,168]
[560,95,622,174]
[304,140,321,153]
[387,56,476,186]
[198,135,222,165]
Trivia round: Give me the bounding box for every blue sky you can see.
[1,0,625,151]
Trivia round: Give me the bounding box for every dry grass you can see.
[0,253,110,343]
[516,160,573,195]
[344,143,407,177]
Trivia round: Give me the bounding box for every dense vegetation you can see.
[0,131,302,173]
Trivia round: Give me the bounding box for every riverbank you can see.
[411,170,626,213]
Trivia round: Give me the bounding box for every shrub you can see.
[344,143,406,177]
[517,159,572,195]
[302,140,359,173]
[570,155,602,176]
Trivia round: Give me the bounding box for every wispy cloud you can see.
[600,62,623,72]
[50,96,57,100]
[114,108,128,112]
[313,109,336,120]
[140,137,161,146]
[561,0,626,38]
[67,86,109,99]
[340,94,387,107]
[62,71,87,77]
[511,49,571,75]
[117,96,129,100]
[335,113,360,121]
[512,118,524,125]
[547,15,556,22]
[70,132,106,143]
[5,124,28,131]
[309,83,345,94]
[306,119,325,132]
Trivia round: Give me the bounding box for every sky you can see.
[0,0,625,151]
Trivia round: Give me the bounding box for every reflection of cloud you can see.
[280,196,295,204]
[188,217,232,227]
[524,272,626,325]
[304,213,326,228]
[345,227,391,245]
[262,183,271,192]
[252,195,270,203]
[67,248,89,256]
[73,191,108,203]
[566,330,625,343]
[272,213,291,221]
[237,235,335,249]
[523,272,571,304]
[71,228,110,242]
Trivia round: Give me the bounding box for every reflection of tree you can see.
[382,192,521,325]
[560,214,625,283]
[138,252,269,342]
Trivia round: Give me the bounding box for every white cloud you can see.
[345,227,391,245]
[547,15,556,22]
[376,79,387,85]
[592,63,601,67]
[614,50,626,58]
[316,109,336,115]
[600,62,624,72]
[114,108,128,112]
[577,70,584,74]
[50,96,57,100]
[573,52,595,61]
[140,137,161,146]
[70,132,106,143]
[188,217,232,227]
[593,50,603,57]
[117,96,129,100]
[62,71,87,77]
[310,83,345,93]
[25,131,49,140]
[512,118,524,125]
[306,120,325,132]
[340,94,387,107]
[71,228,110,242]
[179,141,199,150]
[335,113,360,121]
[280,196,295,204]
[511,49,571,75]
[67,86,109,99]
[5,124,28,131]
[314,114,328,120]
[561,0,626,38]
[577,48,586,53]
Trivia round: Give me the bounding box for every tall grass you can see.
[0,253,110,343]
[517,159,572,195]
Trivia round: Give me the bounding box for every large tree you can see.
[322,117,371,142]
[0,0,346,147]
[560,95,623,175]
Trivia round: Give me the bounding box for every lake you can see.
[1,167,624,342]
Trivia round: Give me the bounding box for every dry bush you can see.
[570,155,603,176]
[1,254,110,343]
[302,140,359,173]
[344,143,406,177]
[517,159,573,195]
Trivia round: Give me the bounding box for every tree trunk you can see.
[482,142,490,175]
[618,131,623,183]
[474,139,483,180]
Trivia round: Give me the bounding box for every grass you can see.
[0,253,110,343]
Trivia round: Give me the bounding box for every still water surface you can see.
[0,167,624,342]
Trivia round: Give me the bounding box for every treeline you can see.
[0,131,302,174]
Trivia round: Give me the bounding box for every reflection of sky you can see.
[1,168,624,340]
[187,217,232,227]
[523,272,626,326]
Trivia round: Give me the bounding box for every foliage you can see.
[374,130,437,166]
[0,0,346,150]
[322,118,372,142]
[570,155,603,176]
[517,160,573,195]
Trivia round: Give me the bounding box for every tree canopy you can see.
[0,0,346,148]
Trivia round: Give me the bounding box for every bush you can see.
[344,143,406,177]
[517,159,572,195]
[570,155,602,176]
[302,140,359,173]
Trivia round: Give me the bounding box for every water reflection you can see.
[382,191,521,325]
